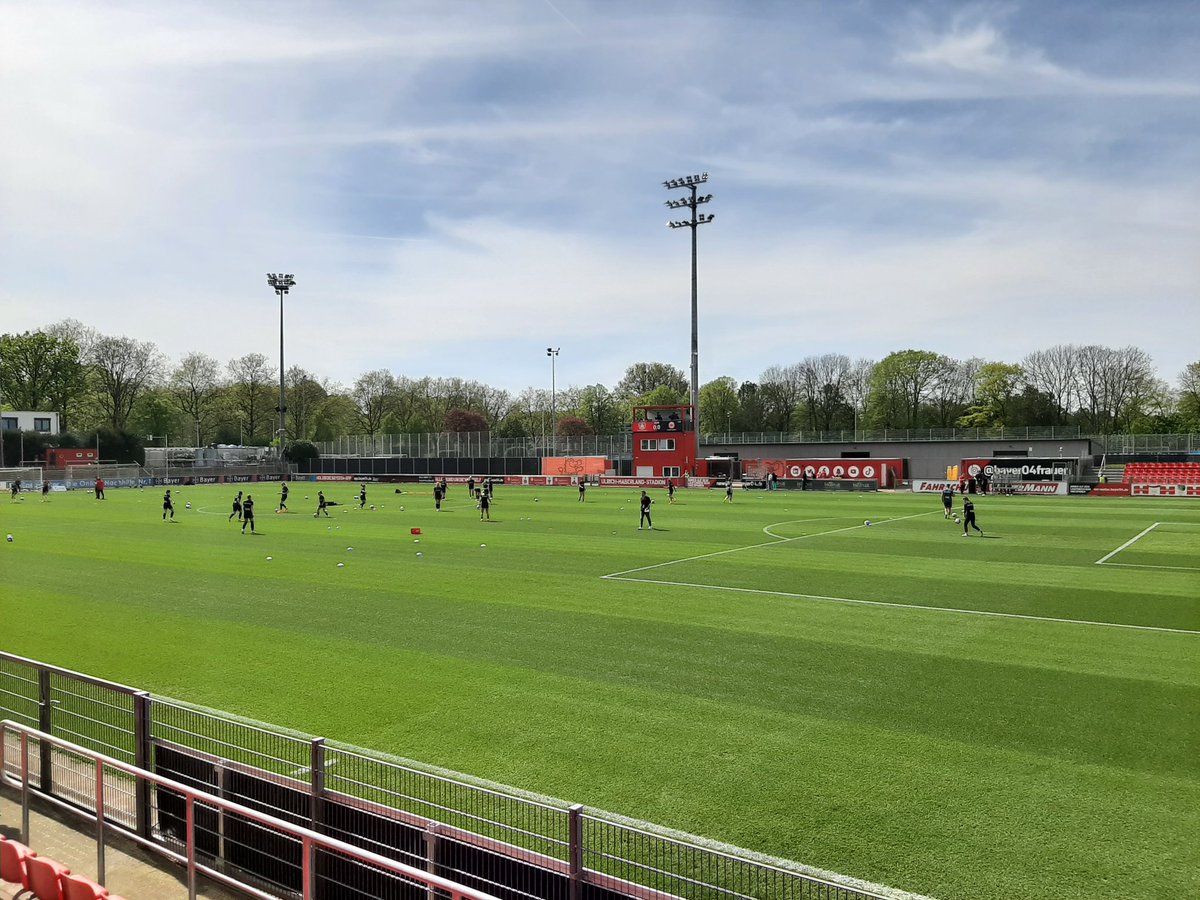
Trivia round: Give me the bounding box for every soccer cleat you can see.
[962,532,967,537]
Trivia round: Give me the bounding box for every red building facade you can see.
[631,405,698,478]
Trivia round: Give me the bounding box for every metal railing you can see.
[1,720,503,900]
[0,652,923,900]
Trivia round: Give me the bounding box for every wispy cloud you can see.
[1,1,1197,392]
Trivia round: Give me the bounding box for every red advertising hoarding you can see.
[742,458,904,486]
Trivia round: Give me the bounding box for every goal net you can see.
[0,467,44,491]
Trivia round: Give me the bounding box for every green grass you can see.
[2,482,1198,900]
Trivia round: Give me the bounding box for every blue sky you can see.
[1,1,1197,394]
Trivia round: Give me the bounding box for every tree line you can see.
[1,322,1198,454]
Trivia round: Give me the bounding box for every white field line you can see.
[1100,562,1200,572]
[606,575,1200,636]
[1095,523,1160,565]
[602,512,935,579]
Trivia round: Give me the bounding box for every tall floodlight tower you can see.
[266,273,296,447]
[663,173,714,442]
[547,347,560,454]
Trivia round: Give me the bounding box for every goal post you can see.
[0,467,45,491]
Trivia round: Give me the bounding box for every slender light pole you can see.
[266,274,295,450]
[664,173,714,443]
[547,347,560,455]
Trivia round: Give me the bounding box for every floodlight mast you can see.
[266,273,296,451]
[662,173,713,453]
[547,348,560,455]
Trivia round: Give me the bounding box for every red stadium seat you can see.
[61,872,110,900]
[0,836,37,891]
[25,856,70,900]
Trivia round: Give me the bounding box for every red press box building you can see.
[631,404,698,478]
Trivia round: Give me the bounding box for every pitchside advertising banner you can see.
[961,458,1071,482]
[912,478,1069,495]
[1132,483,1200,497]
[742,458,904,486]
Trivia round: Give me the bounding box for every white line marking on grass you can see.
[605,575,1200,636]
[1095,523,1160,565]
[603,512,936,579]
[1098,562,1200,572]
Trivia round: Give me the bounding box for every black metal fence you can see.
[0,652,912,900]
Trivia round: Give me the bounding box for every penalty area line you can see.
[1095,523,1159,565]
[603,576,1200,636]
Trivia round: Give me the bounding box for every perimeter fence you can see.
[317,427,1199,459]
[0,651,904,900]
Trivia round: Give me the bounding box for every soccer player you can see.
[433,483,443,511]
[479,489,491,520]
[11,478,21,501]
[162,489,176,522]
[578,478,586,501]
[314,490,330,517]
[278,482,289,512]
[439,477,449,498]
[962,496,983,537]
[485,478,494,499]
[41,479,50,501]
[242,494,257,533]
[638,490,653,530]
[467,476,476,497]
[94,477,105,499]
[667,479,676,504]
[723,480,734,503]
[229,491,243,521]
[358,485,367,509]
[942,485,955,518]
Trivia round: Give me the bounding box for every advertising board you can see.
[742,458,903,486]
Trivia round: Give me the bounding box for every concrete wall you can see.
[707,438,1095,480]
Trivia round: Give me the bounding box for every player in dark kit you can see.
[242,495,256,533]
[479,490,491,520]
[467,477,476,497]
[10,479,21,500]
[942,486,955,518]
[358,485,367,509]
[278,482,289,512]
[229,491,243,521]
[638,491,653,530]
[723,481,734,503]
[962,497,983,536]
[314,490,330,517]
[578,478,586,501]
[667,480,676,504]
[433,483,443,511]
[162,489,176,521]
[41,480,50,501]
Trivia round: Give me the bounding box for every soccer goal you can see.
[0,467,44,491]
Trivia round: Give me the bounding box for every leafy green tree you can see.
[88,335,165,430]
[959,363,1024,427]
[226,353,277,442]
[578,384,624,434]
[614,362,688,398]
[640,384,687,408]
[168,352,224,444]
[867,350,943,428]
[700,377,740,433]
[0,331,86,427]
[1178,362,1200,431]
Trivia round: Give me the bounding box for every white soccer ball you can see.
[185,502,192,509]
[400,506,405,511]
[346,547,353,552]
[534,498,539,502]
[954,516,961,524]
[480,543,487,548]
[864,520,871,526]
[370,505,376,510]
[414,538,420,543]
[336,562,345,568]
[416,551,423,558]
[5,534,12,543]
[266,556,273,561]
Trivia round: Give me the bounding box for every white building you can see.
[0,411,60,434]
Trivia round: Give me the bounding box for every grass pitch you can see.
[2,482,1198,900]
